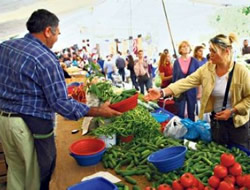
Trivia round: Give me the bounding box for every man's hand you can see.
[214,109,232,120]
[144,88,161,101]
[87,101,122,118]
[98,101,122,117]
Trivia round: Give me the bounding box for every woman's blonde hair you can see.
[210,33,237,50]
[178,41,192,55]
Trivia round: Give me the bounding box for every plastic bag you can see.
[154,75,162,87]
[86,93,100,107]
[194,120,211,142]
[181,118,199,140]
[163,116,187,139]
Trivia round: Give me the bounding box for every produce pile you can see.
[87,81,137,104]
[145,152,250,190]
[70,84,87,103]
[85,84,250,189]
[92,105,161,138]
[102,137,250,189]
[103,136,183,190]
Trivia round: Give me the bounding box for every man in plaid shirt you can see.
[0,9,121,190]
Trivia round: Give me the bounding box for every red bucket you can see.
[109,93,138,113]
[69,138,105,156]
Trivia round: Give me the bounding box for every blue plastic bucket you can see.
[147,146,187,173]
[67,177,118,190]
[153,108,175,119]
[70,149,106,166]
[151,112,170,123]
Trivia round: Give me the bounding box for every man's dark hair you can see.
[26,9,59,33]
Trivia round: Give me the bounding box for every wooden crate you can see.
[0,153,7,176]
[0,143,7,184]
[0,142,3,153]
[0,175,7,184]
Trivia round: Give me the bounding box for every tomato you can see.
[192,178,199,187]
[203,186,215,190]
[180,173,194,188]
[186,187,198,190]
[208,175,220,188]
[236,175,246,187]
[239,187,248,190]
[213,164,228,179]
[172,179,184,190]
[145,187,156,190]
[224,175,236,184]
[220,153,235,167]
[218,181,234,190]
[197,181,204,190]
[158,184,172,190]
[244,174,250,188]
[229,162,242,176]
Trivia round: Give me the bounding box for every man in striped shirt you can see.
[0,9,121,190]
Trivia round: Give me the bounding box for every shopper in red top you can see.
[158,52,173,88]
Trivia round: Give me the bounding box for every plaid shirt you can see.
[0,33,89,120]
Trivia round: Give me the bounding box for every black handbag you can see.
[210,62,235,144]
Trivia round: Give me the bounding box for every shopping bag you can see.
[194,120,211,142]
[181,118,199,140]
[163,116,187,139]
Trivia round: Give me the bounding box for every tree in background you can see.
[209,6,250,37]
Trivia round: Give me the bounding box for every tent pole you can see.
[161,0,178,58]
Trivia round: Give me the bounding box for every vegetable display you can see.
[144,153,250,190]
[87,81,137,104]
[111,139,250,189]
[92,105,161,138]
[86,81,250,189]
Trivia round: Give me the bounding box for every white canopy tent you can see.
[0,0,249,56]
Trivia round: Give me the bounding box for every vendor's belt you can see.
[0,111,21,117]
[0,110,54,139]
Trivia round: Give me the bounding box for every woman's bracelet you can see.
[160,89,166,98]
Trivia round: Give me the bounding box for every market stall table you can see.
[50,115,151,189]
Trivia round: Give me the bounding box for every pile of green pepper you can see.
[92,105,161,138]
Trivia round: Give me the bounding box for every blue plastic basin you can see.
[70,149,106,166]
[151,112,170,123]
[67,177,118,190]
[147,146,187,173]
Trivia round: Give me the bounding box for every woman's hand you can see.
[144,88,161,101]
[214,109,232,120]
